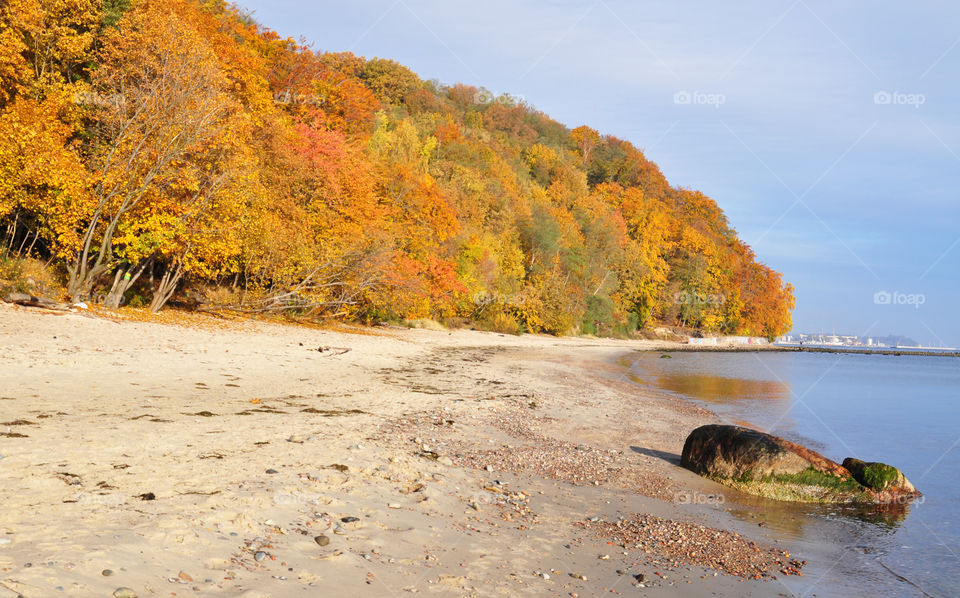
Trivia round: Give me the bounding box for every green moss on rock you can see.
[766,467,864,492]
[715,467,872,503]
[843,458,904,491]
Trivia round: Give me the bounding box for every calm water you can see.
[620,350,960,598]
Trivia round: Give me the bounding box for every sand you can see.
[0,303,805,597]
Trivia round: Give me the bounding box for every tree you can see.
[570,125,600,164]
[67,3,237,302]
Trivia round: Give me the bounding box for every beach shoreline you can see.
[0,304,811,597]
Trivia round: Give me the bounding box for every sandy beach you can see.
[0,304,807,597]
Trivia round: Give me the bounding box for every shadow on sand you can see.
[630,445,681,465]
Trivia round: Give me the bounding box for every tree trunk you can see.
[149,263,184,313]
[103,261,149,309]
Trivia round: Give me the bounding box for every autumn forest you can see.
[0,0,795,337]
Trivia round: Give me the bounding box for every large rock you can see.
[680,424,920,504]
[681,424,849,480]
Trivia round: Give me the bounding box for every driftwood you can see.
[316,346,351,356]
[3,293,70,311]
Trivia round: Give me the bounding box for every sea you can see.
[619,349,960,598]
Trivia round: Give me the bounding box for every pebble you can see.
[437,456,454,466]
[265,469,279,474]
[102,569,114,577]
[112,588,137,598]
[388,503,401,509]
[314,535,330,546]
[254,551,267,562]
[484,465,494,472]
[178,571,193,582]
[340,516,360,523]
[0,538,10,546]
[333,526,346,535]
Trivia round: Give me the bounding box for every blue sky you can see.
[236,0,960,347]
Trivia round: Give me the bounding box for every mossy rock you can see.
[842,458,915,493]
[681,425,920,504]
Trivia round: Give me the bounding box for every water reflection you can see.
[619,353,793,409]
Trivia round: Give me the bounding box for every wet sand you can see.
[0,303,810,597]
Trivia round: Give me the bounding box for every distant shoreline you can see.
[648,344,960,358]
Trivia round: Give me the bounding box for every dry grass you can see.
[0,256,63,299]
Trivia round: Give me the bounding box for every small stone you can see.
[340,516,359,523]
[112,588,137,598]
[265,469,279,474]
[101,569,114,577]
[314,535,330,546]
[0,538,11,546]
[178,571,193,582]
[254,551,267,562]
[599,554,610,560]
[437,456,453,466]
[333,526,346,535]
[484,465,494,472]
[388,503,401,509]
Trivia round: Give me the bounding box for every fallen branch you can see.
[3,293,70,311]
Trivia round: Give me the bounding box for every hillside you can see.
[0,0,794,337]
